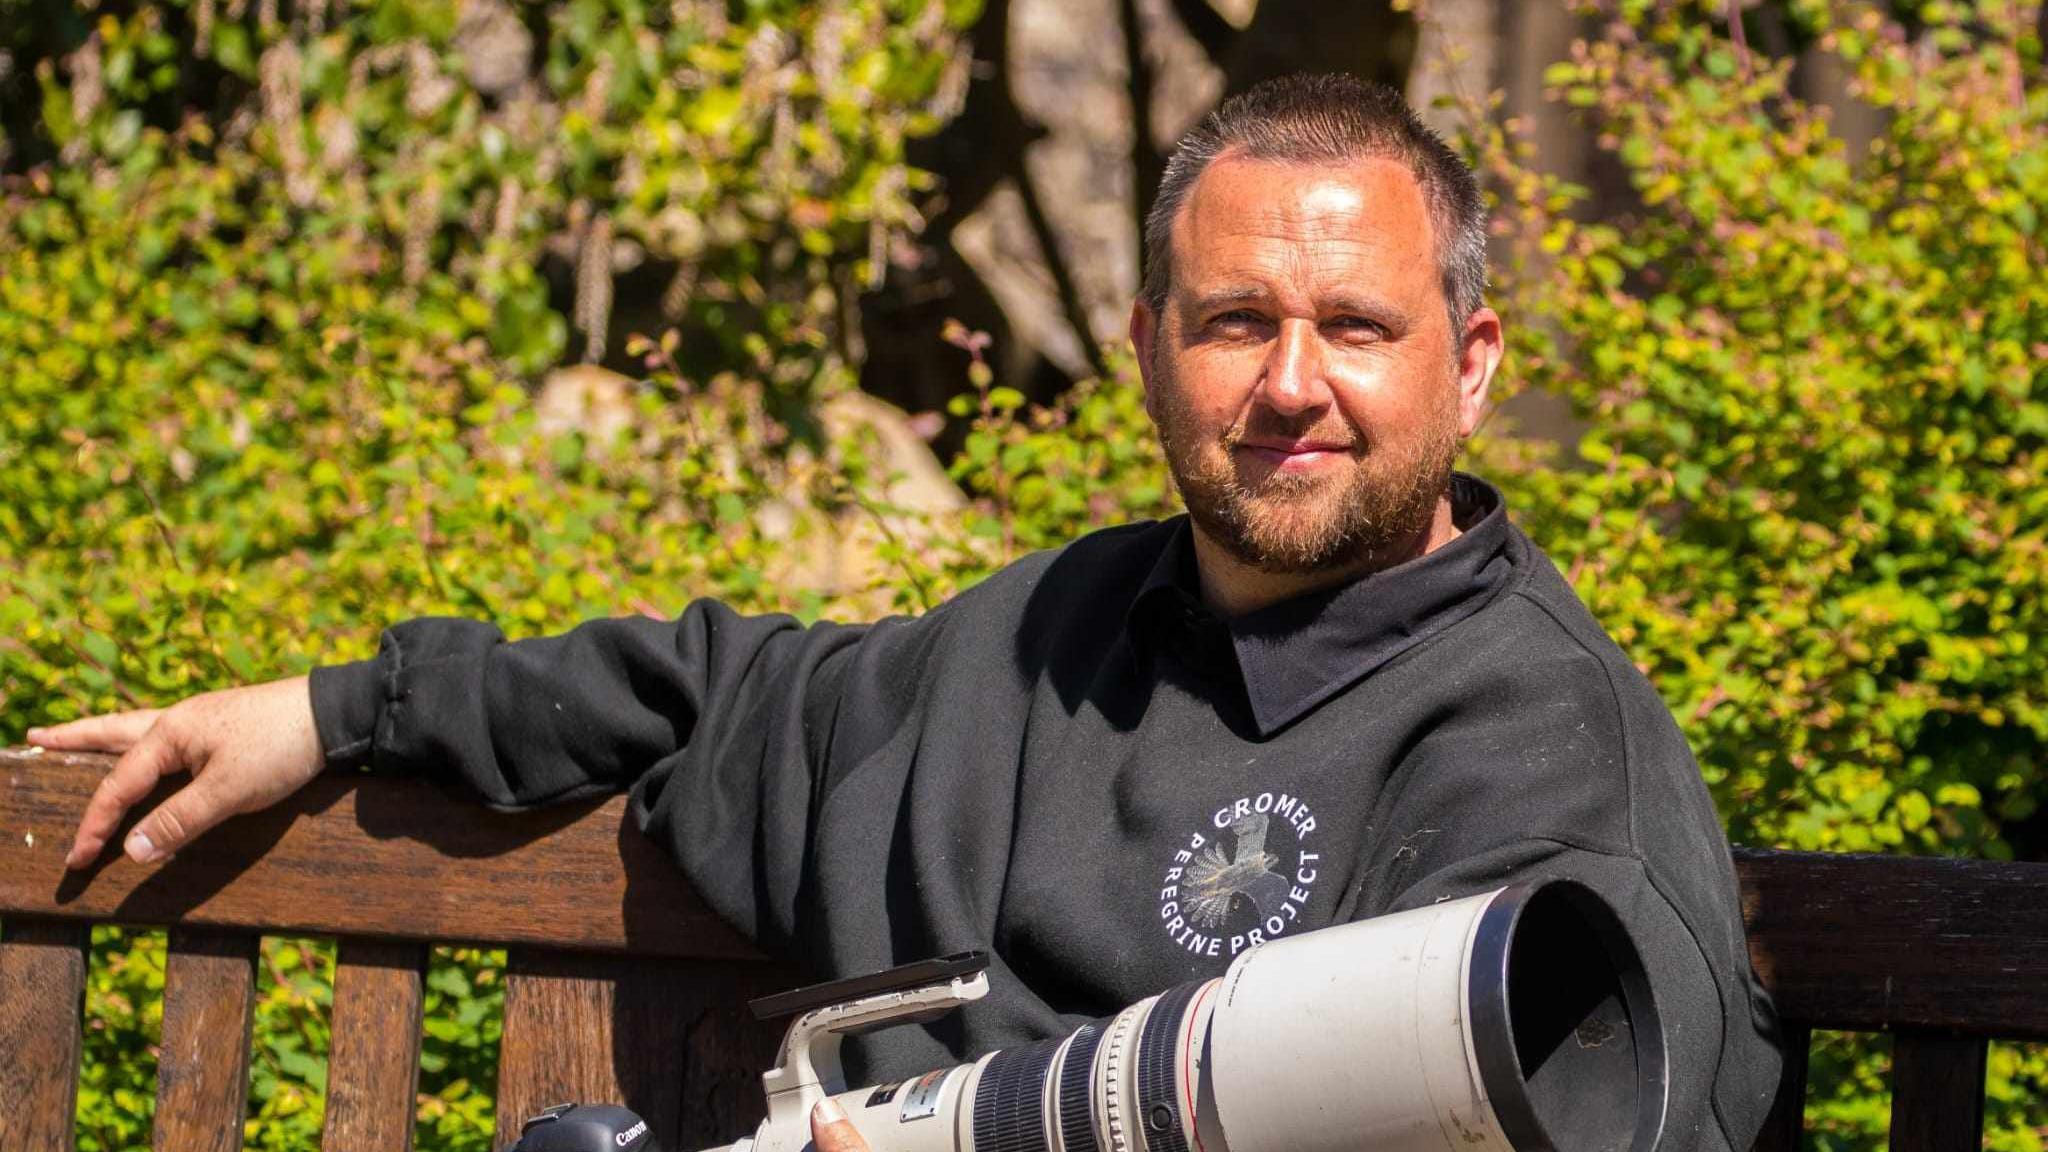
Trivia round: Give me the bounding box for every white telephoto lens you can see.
[711,878,1665,1152]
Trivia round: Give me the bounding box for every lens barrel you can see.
[718,879,1665,1152]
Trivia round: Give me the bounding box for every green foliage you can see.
[940,321,1174,564]
[75,928,162,1152]
[1459,1,2047,1146]
[1476,0,2047,861]
[1,0,975,1147]
[243,938,331,1149]
[4,0,2043,1148]
[414,949,508,1152]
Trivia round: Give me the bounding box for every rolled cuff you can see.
[308,657,385,770]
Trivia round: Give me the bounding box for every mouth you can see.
[1234,440,1355,471]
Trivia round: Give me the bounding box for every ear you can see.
[1129,297,1161,419]
[1454,306,1504,438]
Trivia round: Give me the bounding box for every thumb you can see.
[810,1098,869,1152]
[125,777,233,865]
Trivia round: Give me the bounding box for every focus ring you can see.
[1134,981,1203,1152]
[1099,1004,1146,1152]
[1057,1024,1105,1152]
[972,1037,1064,1152]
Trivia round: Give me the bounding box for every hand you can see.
[812,1098,871,1152]
[27,676,328,869]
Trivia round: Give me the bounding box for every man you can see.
[34,75,1781,1149]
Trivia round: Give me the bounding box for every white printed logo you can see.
[616,1119,649,1146]
[1158,792,1321,958]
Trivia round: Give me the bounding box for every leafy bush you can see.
[1475,0,2046,860]
[1459,1,2046,1146]
[4,0,2042,1148]
[1,0,975,1146]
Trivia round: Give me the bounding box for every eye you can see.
[1325,315,1387,342]
[1207,310,1269,337]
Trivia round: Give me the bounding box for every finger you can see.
[125,775,238,866]
[811,1099,868,1152]
[65,728,181,869]
[28,709,164,753]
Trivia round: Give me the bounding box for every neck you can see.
[1192,493,1460,618]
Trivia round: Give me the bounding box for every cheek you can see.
[1330,350,1459,433]
[1167,347,1263,424]
[1325,363,1406,432]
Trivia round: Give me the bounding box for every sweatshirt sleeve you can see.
[307,602,875,947]
[1347,640,1783,1152]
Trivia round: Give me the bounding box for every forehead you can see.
[1170,152,1437,301]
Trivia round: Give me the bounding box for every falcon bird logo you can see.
[1182,812,1292,929]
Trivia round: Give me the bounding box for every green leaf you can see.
[81,632,121,669]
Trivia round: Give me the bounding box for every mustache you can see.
[1220,414,1362,452]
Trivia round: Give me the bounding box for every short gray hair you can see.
[1141,73,1488,335]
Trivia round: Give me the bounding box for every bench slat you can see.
[155,928,258,1152]
[9,754,2045,1008]
[1888,1033,1987,1152]
[0,749,752,960]
[1734,848,2048,1039]
[1748,1023,1810,1152]
[495,949,791,1150]
[0,916,88,1152]
[496,948,616,1148]
[324,939,427,1152]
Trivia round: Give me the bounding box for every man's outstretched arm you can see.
[306,606,863,807]
[36,600,868,874]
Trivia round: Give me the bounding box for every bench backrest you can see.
[4,748,2045,1151]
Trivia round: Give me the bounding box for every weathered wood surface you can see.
[0,915,88,1152]
[0,749,755,960]
[1888,1033,1989,1152]
[324,938,427,1152]
[155,928,258,1152]
[1733,846,2048,1039]
[495,949,793,1150]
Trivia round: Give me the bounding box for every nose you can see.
[1254,317,1331,417]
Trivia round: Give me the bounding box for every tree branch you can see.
[1168,0,1240,62]
[1121,0,1166,254]
[1013,149,1110,379]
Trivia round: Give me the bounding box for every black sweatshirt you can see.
[310,473,1783,1151]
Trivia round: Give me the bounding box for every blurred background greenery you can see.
[0,0,2042,1148]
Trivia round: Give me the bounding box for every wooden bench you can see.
[3,747,2045,1151]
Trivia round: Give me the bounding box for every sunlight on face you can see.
[1142,153,1464,574]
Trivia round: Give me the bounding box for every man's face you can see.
[1132,153,1498,575]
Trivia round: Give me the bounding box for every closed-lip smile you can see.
[1237,438,1353,465]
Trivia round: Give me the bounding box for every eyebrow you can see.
[1320,292,1407,323]
[1185,285,1409,326]
[1187,286,1270,313]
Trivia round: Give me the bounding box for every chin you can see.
[1169,437,1454,575]
[1215,496,1372,574]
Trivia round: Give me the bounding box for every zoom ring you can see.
[973,1037,1065,1152]
[1134,981,1203,1152]
[1057,1024,1105,1152]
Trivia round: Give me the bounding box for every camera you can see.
[507,1103,655,1151]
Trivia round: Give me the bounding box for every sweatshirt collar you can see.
[1129,472,1516,736]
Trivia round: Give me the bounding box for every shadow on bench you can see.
[4,748,2045,1151]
